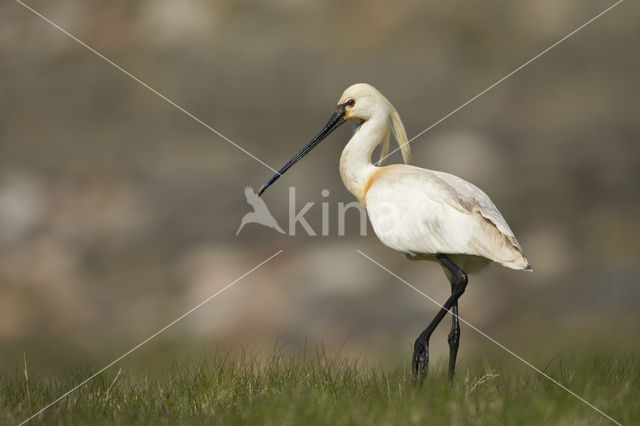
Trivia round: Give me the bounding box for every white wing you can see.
[365,165,529,270]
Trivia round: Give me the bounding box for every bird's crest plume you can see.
[386,100,411,165]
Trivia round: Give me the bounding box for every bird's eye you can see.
[346,99,356,107]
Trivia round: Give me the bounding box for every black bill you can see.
[258,104,348,196]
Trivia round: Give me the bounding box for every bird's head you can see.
[258,83,410,196]
[338,83,388,122]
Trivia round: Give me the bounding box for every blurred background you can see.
[1,0,638,374]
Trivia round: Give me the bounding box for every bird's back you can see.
[365,165,530,271]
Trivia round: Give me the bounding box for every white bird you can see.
[258,83,531,380]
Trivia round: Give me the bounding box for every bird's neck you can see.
[339,115,388,205]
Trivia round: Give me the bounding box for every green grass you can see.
[2,349,638,425]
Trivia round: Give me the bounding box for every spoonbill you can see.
[258,83,531,379]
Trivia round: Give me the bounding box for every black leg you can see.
[448,297,460,380]
[412,254,468,380]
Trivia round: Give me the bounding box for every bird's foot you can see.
[412,340,429,383]
[447,328,460,382]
